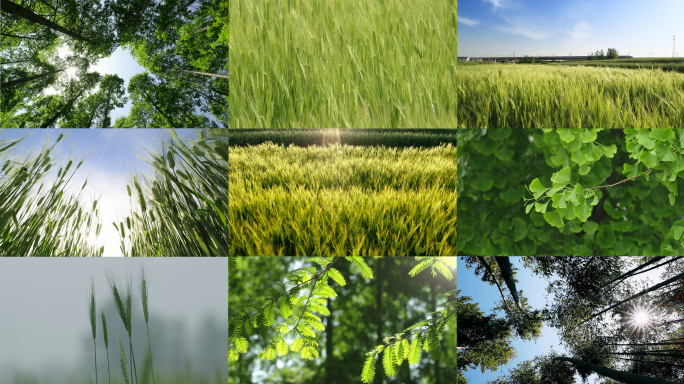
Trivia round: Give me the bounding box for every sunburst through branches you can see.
[619,303,656,337]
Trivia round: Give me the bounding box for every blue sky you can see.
[1,129,198,256]
[458,0,684,58]
[457,257,669,383]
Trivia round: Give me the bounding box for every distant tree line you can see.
[588,48,619,60]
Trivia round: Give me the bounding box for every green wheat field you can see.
[229,0,457,128]
[228,134,457,255]
[457,63,684,128]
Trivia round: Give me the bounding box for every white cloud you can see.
[483,0,505,11]
[498,24,559,40]
[458,17,481,27]
[567,22,593,42]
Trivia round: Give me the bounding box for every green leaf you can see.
[573,202,592,222]
[279,296,293,319]
[408,337,422,365]
[650,129,675,141]
[596,225,617,248]
[582,221,599,235]
[346,257,373,279]
[512,217,527,242]
[472,174,494,191]
[361,355,377,383]
[672,226,684,240]
[383,344,396,377]
[290,338,304,352]
[543,210,564,227]
[327,268,346,286]
[551,166,572,188]
[602,144,617,158]
[495,145,515,161]
[580,129,597,143]
[578,165,591,175]
[551,192,567,209]
[557,129,576,143]
[637,129,656,149]
[234,337,248,353]
[575,184,585,205]
[529,178,547,193]
[639,150,659,168]
[525,203,534,214]
[535,201,549,213]
[655,141,676,162]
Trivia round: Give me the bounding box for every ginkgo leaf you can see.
[234,336,248,353]
[361,354,376,383]
[408,337,422,365]
[327,267,346,286]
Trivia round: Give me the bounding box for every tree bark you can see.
[554,357,680,384]
[1,32,44,40]
[101,89,111,128]
[140,88,179,128]
[1,68,63,88]
[184,79,228,97]
[325,297,334,383]
[171,68,229,80]
[41,82,90,128]
[1,1,96,44]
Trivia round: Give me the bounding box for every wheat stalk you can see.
[138,264,156,384]
[118,340,130,384]
[102,310,110,384]
[87,277,98,384]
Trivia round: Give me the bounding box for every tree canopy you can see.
[458,256,684,384]
[1,0,227,127]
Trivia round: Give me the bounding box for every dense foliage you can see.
[229,256,456,384]
[458,257,684,384]
[230,142,457,256]
[1,0,228,127]
[458,129,684,256]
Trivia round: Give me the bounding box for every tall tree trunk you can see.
[1,32,45,40]
[86,102,99,128]
[374,258,384,384]
[140,88,179,128]
[184,78,229,97]
[554,357,680,384]
[171,68,229,80]
[191,86,224,104]
[325,297,334,383]
[1,59,33,65]
[130,0,153,36]
[1,69,63,88]
[495,257,522,309]
[41,83,90,128]
[101,90,111,128]
[1,1,95,44]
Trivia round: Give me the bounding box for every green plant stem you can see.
[146,323,156,384]
[93,340,99,384]
[106,347,111,384]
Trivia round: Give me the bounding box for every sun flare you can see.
[621,303,655,337]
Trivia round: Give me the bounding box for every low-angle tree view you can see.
[457,256,684,384]
[1,0,228,128]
